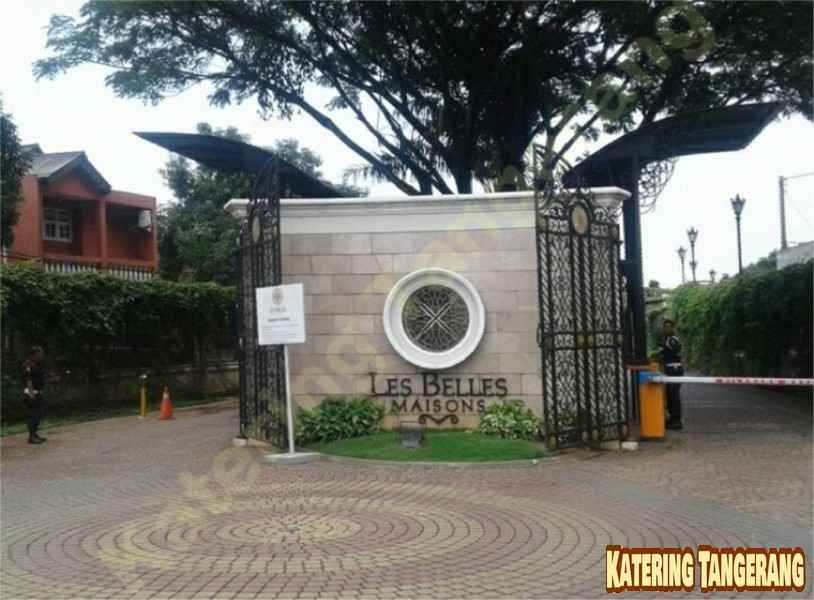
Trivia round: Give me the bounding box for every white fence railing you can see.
[42,259,154,281]
[43,260,99,275]
[106,264,153,281]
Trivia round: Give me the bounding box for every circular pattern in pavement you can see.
[1,459,756,599]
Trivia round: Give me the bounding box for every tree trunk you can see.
[495,146,528,191]
[453,170,472,194]
[418,174,432,195]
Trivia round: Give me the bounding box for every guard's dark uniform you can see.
[22,359,46,441]
[662,334,684,426]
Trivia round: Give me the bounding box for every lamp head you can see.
[687,227,698,244]
[730,194,746,216]
[677,246,686,259]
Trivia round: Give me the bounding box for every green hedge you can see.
[1,264,237,422]
[671,262,812,377]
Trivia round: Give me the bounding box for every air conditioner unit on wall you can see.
[137,209,153,231]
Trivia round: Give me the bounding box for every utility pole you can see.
[779,175,787,250]
[779,172,814,251]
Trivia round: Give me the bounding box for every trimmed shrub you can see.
[296,396,385,444]
[671,261,812,377]
[478,401,540,440]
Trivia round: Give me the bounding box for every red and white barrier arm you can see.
[648,375,814,386]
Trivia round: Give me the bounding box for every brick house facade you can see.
[5,145,157,279]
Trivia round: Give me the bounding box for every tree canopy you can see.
[1,102,32,248]
[36,1,812,194]
[158,122,364,284]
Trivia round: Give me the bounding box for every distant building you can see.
[5,145,157,280]
[776,241,814,270]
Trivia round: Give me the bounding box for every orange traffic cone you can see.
[159,386,174,420]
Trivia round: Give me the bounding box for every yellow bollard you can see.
[139,374,148,418]
[638,363,666,440]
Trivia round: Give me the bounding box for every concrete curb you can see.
[307,452,548,469]
[263,452,321,465]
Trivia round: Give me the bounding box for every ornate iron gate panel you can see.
[237,160,288,445]
[535,188,628,448]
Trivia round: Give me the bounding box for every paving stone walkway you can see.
[1,385,811,599]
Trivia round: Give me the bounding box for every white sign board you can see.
[256,283,306,346]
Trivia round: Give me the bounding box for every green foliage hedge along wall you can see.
[671,262,812,377]
[1,264,237,422]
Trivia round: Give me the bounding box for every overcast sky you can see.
[2,1,812,288]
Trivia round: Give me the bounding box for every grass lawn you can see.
[310,430,546,462]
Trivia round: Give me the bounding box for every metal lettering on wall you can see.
[369,373,514,425]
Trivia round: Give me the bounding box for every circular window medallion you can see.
[383,269,485,370]
[570,204,590,235]
[402,285,470,352]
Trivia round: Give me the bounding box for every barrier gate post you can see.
[638,362,666,440]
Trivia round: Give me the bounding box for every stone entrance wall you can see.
[226,189,628,428]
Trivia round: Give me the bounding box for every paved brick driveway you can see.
[2,385,811,599]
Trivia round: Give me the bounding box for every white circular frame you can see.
[383,268,486,370]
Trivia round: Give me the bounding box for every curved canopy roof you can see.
[135,131,347,198]
[563,102,782,187]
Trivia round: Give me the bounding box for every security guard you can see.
[22,345,47,444]
[661,319,684,430]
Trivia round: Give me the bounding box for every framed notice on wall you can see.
[255,283,306,346]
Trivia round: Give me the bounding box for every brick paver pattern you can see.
[1,384,811,599]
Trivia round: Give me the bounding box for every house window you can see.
[43,208,73,242]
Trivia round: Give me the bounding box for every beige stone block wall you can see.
[281,228,542,426]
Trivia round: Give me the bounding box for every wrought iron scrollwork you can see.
[237,157,288,446]
[533,152,629,449]
[638,158,677,213]
[418,414,459,426]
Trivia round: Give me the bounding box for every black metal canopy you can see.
[563,102,782,187]
[560,102,781,365]
[134,131,347,198]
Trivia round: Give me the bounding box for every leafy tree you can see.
[741,251,778,276]
[158,122,364,284]
[1,103,32,248]
[270,138,367,197]
[157,123,249,284]
[35,2,812,194]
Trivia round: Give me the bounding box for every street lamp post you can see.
[677,246,687,284]
[730,194,746,274]
[687,228,699,283]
